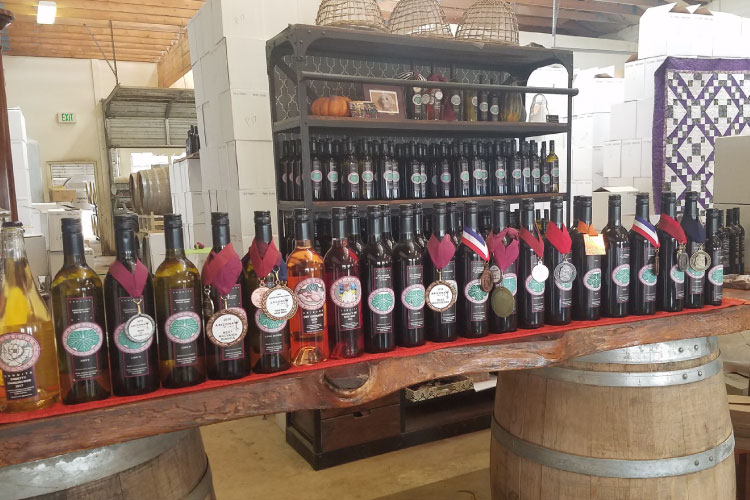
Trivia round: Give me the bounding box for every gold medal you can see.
[491,286,515,318]
[653,247,660,276]
[206,307,248,347]
[259,269,298,321]
[425,268,457,312]
[677,243,689,272]
[480,261,494,293]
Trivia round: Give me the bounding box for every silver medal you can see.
[554,259,577,284]
[677,244,689,272]
[531,261,549,282]
[689,245,711,273]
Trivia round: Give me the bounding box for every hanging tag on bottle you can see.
[583,234,606,256]
[553,256,577,284]
[480,261,494,293]
[531,261,550,282]
[677,243,689,272]
[261,269,298,321]
[251,285,270,309]
[206,307,248,347]
[653,247,660,276]
[123,298,156,344]
[425,269,457,312]
[690,244,711,272]
[491,286,515,318]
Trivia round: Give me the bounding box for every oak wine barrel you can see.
[137,166,172,215]
[129,171,142,214]
[491,337,735,499]
[0,429,215,500]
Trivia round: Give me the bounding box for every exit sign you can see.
[57,113,76,123]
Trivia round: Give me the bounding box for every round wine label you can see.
[555,279,573,292]
[490,104,500,115]
[254,309,287,333]
[294,278,326,311]
[522,167,531,178]
[440,172,451,184]
[0,333,41,372]
[583,268,602,291]
[164,312,202,344]
[330,276,362,308]
[62,322,104,357]
[502,273,518,296]
[612,264,631,287]
[512,169,522,180]
[347,172,359,185]
[479,102,489,112]
[471,96,478,106]
[473,170,484,180]
[251,285,269,309]
[524,275,545,296]
[295,176,301,186]
[262,285,298,321]
[114,324,153,354]
[411,173,421,185]
[686,265,705,280]
[541,174,551,185]
[532,168,541,179]
[434,90,444,100]
[464,279,489,304]
[420,173,429,184]
[460,171,470,182]
[495,169,506,180]
[708,265,724,286]
[281,173,287,182]
[450,94,461,106]
[392,171,400,182]
[670,265,685,285]
[362,171,374,183]
[206,309,247,347]
[531,262,550,283]
[401,284,426,311]
[368,288,395,315]
[431,175,437,186]
[327,171,339,183]
[490,265,503,284]
[412,94,422,105]
[124,314,156,344]
[425,281,456,312]
[311,170,323,183]
[383,171,393,182]
[638,265,658,287]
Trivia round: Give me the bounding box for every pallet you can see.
[137,213,164,233]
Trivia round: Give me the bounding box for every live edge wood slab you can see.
[1,291,749,468]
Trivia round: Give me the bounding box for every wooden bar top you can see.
[1,291,748,468]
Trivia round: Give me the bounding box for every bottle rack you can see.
[266,25,578,227]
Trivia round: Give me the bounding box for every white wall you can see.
[706,0,750,17]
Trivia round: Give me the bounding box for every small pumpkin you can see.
[310,96,351,117]
[311,97,324,116]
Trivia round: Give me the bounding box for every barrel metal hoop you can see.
[575,337,719,365]
[537,357,722,387]
[492,418,734,479]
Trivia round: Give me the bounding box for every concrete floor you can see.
[201,417,491,500]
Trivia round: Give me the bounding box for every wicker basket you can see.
[455,0,519,45]
[316,0,387,31]
[388,0,452,38]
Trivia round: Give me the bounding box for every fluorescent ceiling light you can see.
[37,1,57,25]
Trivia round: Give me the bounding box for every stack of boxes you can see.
[8,108,34,227]
[169,156,209,248]
[187,0,318,249]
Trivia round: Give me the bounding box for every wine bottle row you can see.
[278,137,560,202]
[0,194,743,412]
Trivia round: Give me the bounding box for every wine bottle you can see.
[466,84,478,122]
[457,201,490,338]
[283,213,295,260]
[451,85,463,121]
[601,194,631,318]
[682,191,707,309]
[518,199,545,329]
[287,209,328,365]
[547,140,560,193]
[447,202,460,246]
[279,140,289,201]
[154,214,206,388]
[489,78,500,122]
[342,139,360,201]
[427,143,439,199]
[381,204,395,254]
[414,203,427,251]
[719,210,731,272]
[362,206,395,353]
[323,138,340,201]
[437,142,453,198]
[104,214,160,396]
[656,191,685,312]
[311,139,323,201]
[470,142,487,196]
[530,141,542,194]
[478,75,489,121]
[521,142,532,194]
[510,140,523,195]
[493,142,508,195]
[376,141,391,201]
[393,205,426,347]
[360,141,376,201]
[203,212,250,379]
[346,206,365,259]
[292,139,303,201]
[479,210,492,241]
[243,211,291,374]
[488,200,518,333]
[726,208,738,274]
[324,208,364,359]
[425,203,458,342]
[51,218,110,404]
[734,208,745,274]
[0,221,60,412]
[389,142,401,200]
[629,193,658,316]
[704,208,724,306]
[543,197,573,326]
[571,196,603,321]
[455,142,471,197]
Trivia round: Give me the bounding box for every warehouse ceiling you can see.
[0,1,698,64]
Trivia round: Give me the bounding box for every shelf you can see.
[277,193,564,212]
[0,293,747,468]
[273,116,569,137]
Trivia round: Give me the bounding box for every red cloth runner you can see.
[658,214,688,244]
[0,298,743,426]
[202,243,243,296]
[108,259,148,298]
[545,222,572,255]
[248,240,281,280]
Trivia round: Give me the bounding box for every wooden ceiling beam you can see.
[7,22,181,39]
[10,13,183,32]
[589,0,661,7]
[157,31,190,88]
[7,5,188,29]
[8,0,198,20]
[7,37,174,51]
[513,0,642,19]
[5,31,177,47]
[7,42,166,56]
[4,48,158,62]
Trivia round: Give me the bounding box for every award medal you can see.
[260,267,297,321]
[123,298,155,344]
[657,213,688,272]
[461,227,493,293]
[425,233,458,312]
[681,215,711,273]
[247,239,298,321]
[519,225,549,283]
[633,216,661,275]
[546,222,575,284]
[107,258,155,344]
[487,228,519,317]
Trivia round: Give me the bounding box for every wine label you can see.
[490,104,500,116]
[115,297,154,378]
[553,260,573,309]
[479,102,489,112]
[311,159,323,186]
[522,167,531,178]
[525,256,545,313]
[255,310,288,357]
[330,275,362,332]
[495,169,506,180]
[411,173,421,185]
[166,287,202,367]
[451,94,461,106]
[670,265,686,300]
[327,170,339,183]
[251,285,269,309]
[611,244,631,304]
[722,237,731,268]
[362,169,374,184]
[347,172,360,185]
[541,174,551,186]
[294,278,326,337]
[0,332,41,400]
[209,284,246,361]
[63,296,104,382]
[471,96,478,106]
[532,167,541,179]
[583,268,602,292]
[440,172,451,185]
[401,265,425,330]
[438,261,458,324]
[472,169,484,180]
[708,264,724,303]
[459,170,470,183]
[466,260,489,322]
[367,266,394,335]
[686,242,705,295]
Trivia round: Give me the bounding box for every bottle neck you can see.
[433,212,448,238]
[706,215,719,237]
[368,214,382,244]
[212,224,231,252]
[255,222,273,244]
[735,209,742,226]
[165,225,186,258]
[580,205,592,225]
[663,200,676,218]
[2,228,27,263]
[116,228,139,263]
[685,199,698,219]
[521,208,536,231]
[635,200,649,220]
[399,214,414,241]
[62,230,87,266]
[414,211,424,236]
[332,217,347,242]
[608,203,622,227]
[295,219,312,248]
[348,216,362,241]
[550,204,564,228]
[549,142,555,154]
[382,213,392,236]
[465,211,479,231]
[492,209,507,233]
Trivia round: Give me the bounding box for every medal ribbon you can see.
[576,220,599,236]
[248,239,282,280]
[487,228,519,271]
[632,216,661,248]
[108,259,149,298]
[461,228,490,262]
[656,214,687,244]
[545,222,572,255]
[426,233,457,270]
[519,226,545,259]
[202,242,243,296]
[681,216,706,244]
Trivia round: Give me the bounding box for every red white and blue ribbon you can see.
[632,216,660,248]
[461,227,490,262]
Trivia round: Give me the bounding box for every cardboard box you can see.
[47,209,82,251]
[143,232,166,273]
[602,141,622,178]
[712,12,745,57]
[610,101,637,141]
[571,181,593,198]
[227,140,276,190]
[186,158,203,192]
[643,57,667,101]
[593,186,639,230]
[571,147,594,181]
[636,98,654,140]
[215,37,269,92]
[640,139,653,177]
[624,59,645,102]
[621,139,643,178]
[201,100,222,149]
[639,2,714,59]
[714,135,750,204]
[10,140,29,171]
[573,78,624,115]
[212,0,265,42]
[218,88,272,142]
[7,108,27,142]
[199,146,220,191]
[185,192,209,225]
[49,188,77,203]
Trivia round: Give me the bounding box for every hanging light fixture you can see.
[37,1,57,24]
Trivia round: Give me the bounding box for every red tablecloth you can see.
[0,297,743,425]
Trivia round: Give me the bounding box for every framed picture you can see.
[362,84,406,119]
